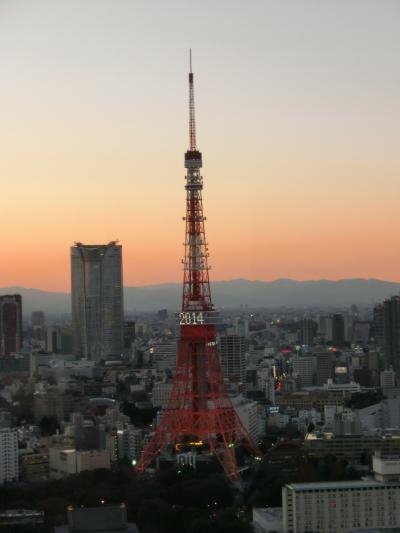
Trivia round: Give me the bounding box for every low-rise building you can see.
[20,452,49,481]
[305,431,400,464]
[0,510,44,530]
[49,447,110,478]
[253,507,283,533]
[282,453,400,532]
[277,389,350,411]
[54,505,139,532]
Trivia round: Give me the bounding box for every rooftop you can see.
[0,510,43,518]
[73,241,119,248]
[55,506,139,533]
[286,480,400,491]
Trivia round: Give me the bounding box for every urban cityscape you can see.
[1,2,400,533]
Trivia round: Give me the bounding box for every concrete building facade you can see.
[0,295,22,357]
[232,396,260,442]
[49,447,110,478]
[374,296,400,373]
[219,334,246,383]
[71,242,124,361]
[152,382,172,408]
[283,453,400,532]
[0,428,18,484]
[292,356,314,388]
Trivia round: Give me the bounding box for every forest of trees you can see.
[0,463,254,533]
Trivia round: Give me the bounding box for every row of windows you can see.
[294,486,400,494]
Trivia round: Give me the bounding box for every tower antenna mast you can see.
[188,49,196,151]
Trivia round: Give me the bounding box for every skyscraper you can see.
[31,311,45,327]
[292,355,314,388]
[219,334,246,383]
[301,317,317,345]
[71,242,124,361]
[373,303,384,348]
[332,313,345,347]
[31,310,45,342]
[374,296,400,373]
[0,428,18,484]
[0,295,22,356]
[316,351,333,386]
[318,315,333,341]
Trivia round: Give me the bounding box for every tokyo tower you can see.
[136,53,261,481]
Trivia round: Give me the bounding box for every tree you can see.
[121,401,157,427]
[11,391,34,423]
[39,416,60,436]
[136,497,178,533]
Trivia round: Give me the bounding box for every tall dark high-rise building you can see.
[301,317,318,345]
[332,314,345,347]
[31,311,45,342]
[0,295,23,356]
[123,321,135,350]
[374,296,400,373]
[219,334,246,382]
[373,303,385,348]
[31,311,45,327]
[71,242,124,361]
[316,351,333,386]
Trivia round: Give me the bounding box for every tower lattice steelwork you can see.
[136,54,260,481]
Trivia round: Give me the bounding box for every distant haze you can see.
[1,279,399,315]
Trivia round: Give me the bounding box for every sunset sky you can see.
[1,0,400,291]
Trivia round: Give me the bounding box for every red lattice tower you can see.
[136,53,261,481]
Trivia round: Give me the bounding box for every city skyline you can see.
[1,0,400,291]
[2,2,400,529]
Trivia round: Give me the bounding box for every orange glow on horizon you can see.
[1,2,400,291]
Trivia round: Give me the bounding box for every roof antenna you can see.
[190,48,192,73]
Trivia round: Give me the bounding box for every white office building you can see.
[49,448,110,478]
[282,452,400,532]
[232,396,260,442]
[359,398,400,431]
[0,428,18,484]
[117,426,143,463]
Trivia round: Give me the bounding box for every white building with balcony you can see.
[282,452,400,532]
[0,428,18,484]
